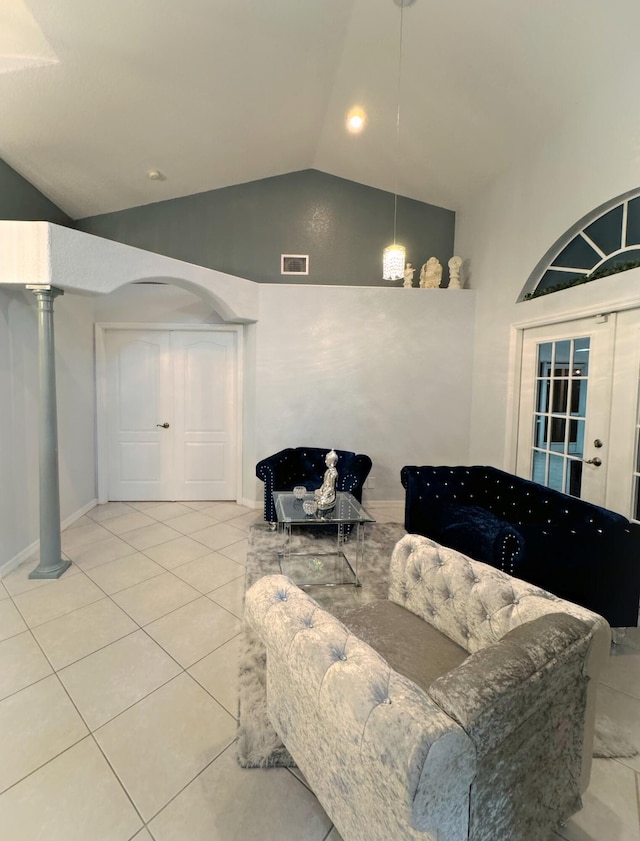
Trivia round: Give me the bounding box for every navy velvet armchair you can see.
[401,464,640,628]
[256,447,372,525]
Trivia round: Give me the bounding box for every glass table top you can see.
[274,491,374,525]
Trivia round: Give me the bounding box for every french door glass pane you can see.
[536,379,551,413]
[566,459,582,496]
[534,415,547,447]
[532,337,589,497]
[548,453,564,492]
[633,377,640,521]
[552,380,568,413]
[574,337,590,374]
[537,342,553,376]
[532,450,547,485]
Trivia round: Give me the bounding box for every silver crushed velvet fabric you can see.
[237,522,407,767]
[244,533,611,841]
[245,575,476,841]
[388,533,611,796]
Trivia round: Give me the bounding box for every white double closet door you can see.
[104,328,239,501]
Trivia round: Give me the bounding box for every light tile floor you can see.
[0,499,638,840]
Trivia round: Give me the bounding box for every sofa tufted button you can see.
[486,613,491,620]
[513,599,520,605]
[381,698,392,705]
[340,654,347,661]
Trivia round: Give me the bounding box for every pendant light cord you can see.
[393,1,405,245]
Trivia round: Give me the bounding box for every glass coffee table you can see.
[273,491,374,587]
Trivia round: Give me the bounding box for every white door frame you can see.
[96,322,244,504]
[506,298,640,516]
[505,299,634,474]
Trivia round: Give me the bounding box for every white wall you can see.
[456,68,640,467]
[1,277,475,569]
[254,285,476,501]
[0,287,95,571]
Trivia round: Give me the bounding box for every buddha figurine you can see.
[314,449,339,510]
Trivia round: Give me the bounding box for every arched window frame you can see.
[519,187,640,301]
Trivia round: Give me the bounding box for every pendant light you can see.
[382,0,415,281]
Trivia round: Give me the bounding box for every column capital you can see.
[26,285,65,300]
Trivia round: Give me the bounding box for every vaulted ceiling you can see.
[1,0,638,219]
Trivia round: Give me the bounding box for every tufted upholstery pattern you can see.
[401,464,640,628]
[245,573,476,841]
[389,532,580,652]
[245,534,611,841]
[256,447,372,524]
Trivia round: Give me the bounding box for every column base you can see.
[29,559,72,580]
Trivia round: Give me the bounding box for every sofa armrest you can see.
[245,574,476,841]
[428,612,591,753]
[255,448,297,522]
[337,453,372,502]
[435,504,524,573]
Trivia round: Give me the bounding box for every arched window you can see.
[520,187,640,300]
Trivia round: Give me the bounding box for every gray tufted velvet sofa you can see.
[245,534,610,841]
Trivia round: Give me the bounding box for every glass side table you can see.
[273,491,375,587]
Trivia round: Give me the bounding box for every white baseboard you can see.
[0,498,98,580]
[241,497,261,510]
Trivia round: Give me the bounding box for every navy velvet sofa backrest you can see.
[401,465,640,628]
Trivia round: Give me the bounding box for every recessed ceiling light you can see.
[346,107,366,134]
[147,169,166,181]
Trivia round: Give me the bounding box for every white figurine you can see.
[419,257,442,289]
[448,256,463,288]
[403,262,415,288]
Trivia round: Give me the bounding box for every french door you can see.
[516,310,640,518]
[103,328,239,501]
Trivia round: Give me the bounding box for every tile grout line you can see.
[599,678,640,703]
[0,503,259,830]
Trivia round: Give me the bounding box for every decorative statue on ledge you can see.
[403,262,415,288]
[419,257,442,288]
[448,255,463,288]
[314,449,339,510]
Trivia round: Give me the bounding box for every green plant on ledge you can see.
[524,259,640,300]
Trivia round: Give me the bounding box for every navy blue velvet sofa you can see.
[256,447,372,525]
[401,464,640,628]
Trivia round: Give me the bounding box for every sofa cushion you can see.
[436,504,525,570]
[335,599,469,692]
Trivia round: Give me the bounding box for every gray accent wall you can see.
[76,170,455,286]
[0,157,72,225]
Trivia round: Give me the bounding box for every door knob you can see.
[156,422,170,429]
[583,457,602,466]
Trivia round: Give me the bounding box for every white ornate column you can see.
[26,285,71,579]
